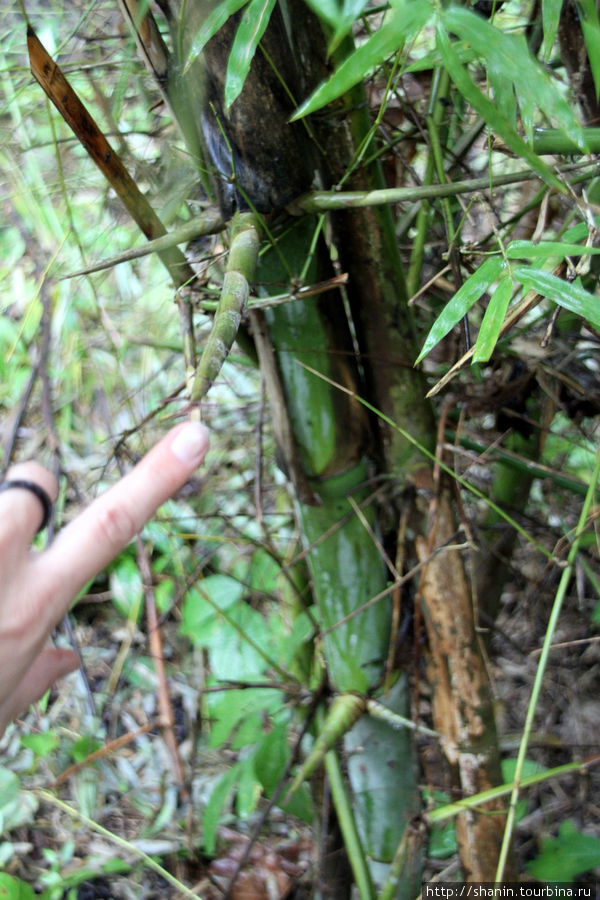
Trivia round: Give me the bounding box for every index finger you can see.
[36,422,209,621]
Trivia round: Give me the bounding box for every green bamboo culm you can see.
[191,211,260,404]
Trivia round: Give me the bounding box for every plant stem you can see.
[495,440,600,881]
[296,163,596,213]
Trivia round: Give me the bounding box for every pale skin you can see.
[0,421,209,736]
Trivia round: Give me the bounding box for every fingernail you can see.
[171,422,209,463]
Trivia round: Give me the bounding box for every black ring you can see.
[0,479,53,533]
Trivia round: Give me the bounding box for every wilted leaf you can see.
[513,265,600,330]
[416,256,506,364]
[224,0,277,111]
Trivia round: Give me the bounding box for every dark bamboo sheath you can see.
[27,26,194,287]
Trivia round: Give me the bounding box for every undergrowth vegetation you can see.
[0,0,599,896]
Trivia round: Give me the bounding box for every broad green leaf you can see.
[435,24,562,190]
[203,763,241,854]
[513,265,600,330]
[183,0,248,74]
[473,275,513,362]
[416,256,506,364]
[109,556,143,621]
[542,0,563,59]
[292,0,434,119]
[224,0,277,112]
[579,0,600,101]
[507,239,600,259]
[180,574,244,642]
[0,874,36,899]
[20,733,60,758]
[236,759,261,817]
[254,723,289,794]
[442,6,587,149]
[528,819,600,881]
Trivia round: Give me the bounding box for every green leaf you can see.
[224,0,278,112]
[435,23,564,190]
[69,735,102,763]
[329,1,372,53]
[506,239,600,259]
[109,556,143,622]
[542,0,563,59]
[180,574,244,642]
[528,819,600,881]
[292,0,433,119]
[235,759,262,817]
[579,0,600,101]
[254,723,289,795]
[442,6,586,149]
[416,256,505,364]
[0,873,36,899]
[513,265,600,330]
[183,0,249,74]
[203,764,241,855]
[472,275,512,363]
[20,733,60,758]
[301,0,340,27]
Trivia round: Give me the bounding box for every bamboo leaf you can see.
[224,0,278,112]
[506,239,600,259]
[578,0,600,100]
[513,265,600,330]
[435,24,563,190]
[415,256,506,364]
[291,0,433,119]
[301,0,340,27]
[472,276,512,363]
[329,1,373,52]
[542,0,563,59]
[183,0,248,74]
[442,6,587,149]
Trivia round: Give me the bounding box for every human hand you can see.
[0,421,209,736]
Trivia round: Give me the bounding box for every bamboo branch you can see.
[59,210,224,280]
[294,162,595,213]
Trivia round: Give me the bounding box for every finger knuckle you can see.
[96,503,138,551]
